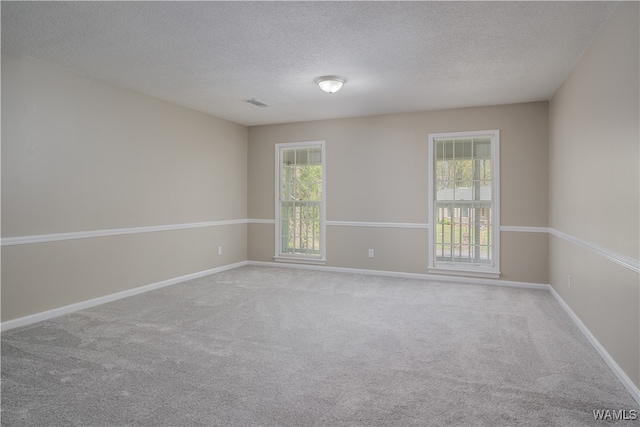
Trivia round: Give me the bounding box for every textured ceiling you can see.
[2,1,615,126]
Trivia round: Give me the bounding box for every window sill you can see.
[428,267,501,279]
[274,256,327,266]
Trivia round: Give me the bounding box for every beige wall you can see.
[248,102,549,283]
[1,54,248,321]
[549,2,639,388]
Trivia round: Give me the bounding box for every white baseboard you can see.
[0,261,248,332]
[247,260,549,290]
[549,286,640,406]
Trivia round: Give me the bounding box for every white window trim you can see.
[274,141,327,264]
[427,130,501,277]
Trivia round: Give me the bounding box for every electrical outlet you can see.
[368,249,374,258]
[568,274,571,288]
[218,246,223,256]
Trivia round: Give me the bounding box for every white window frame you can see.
[428,130,500,278]
[274,141,326,265]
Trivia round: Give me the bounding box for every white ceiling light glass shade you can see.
[315,76,346,93]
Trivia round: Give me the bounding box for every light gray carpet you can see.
[2,266,638,426]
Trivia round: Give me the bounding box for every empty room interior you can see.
[1,1,639,426]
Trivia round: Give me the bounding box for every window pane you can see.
[433,133,496,268]
[480,181,492,200]
[278,144,324,258]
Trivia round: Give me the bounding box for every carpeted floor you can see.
[2,266,638,426]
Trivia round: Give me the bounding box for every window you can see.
[428,130,500,276]
[275,141,326,264]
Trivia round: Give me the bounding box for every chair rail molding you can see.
[1,219,248,246]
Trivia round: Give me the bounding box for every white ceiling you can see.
[2,1,615,126]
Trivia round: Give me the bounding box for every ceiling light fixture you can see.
[315,76,346,94]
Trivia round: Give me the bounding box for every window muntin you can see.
[429,131,499,275]
[275,142,326,262]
